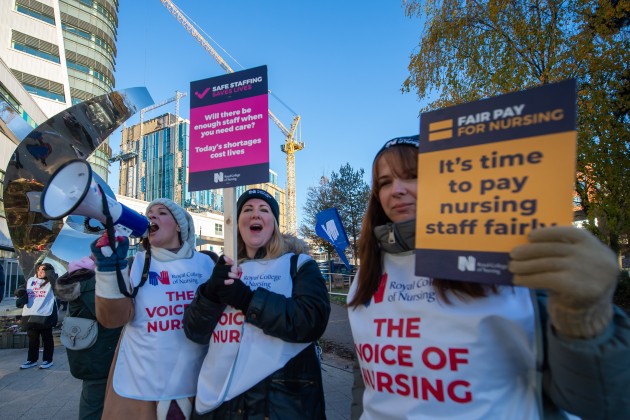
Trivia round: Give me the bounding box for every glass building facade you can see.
[0,0,120,300]
[119,113,190,206]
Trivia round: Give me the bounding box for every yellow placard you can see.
[415,80,577,283]
[416,132,576,252]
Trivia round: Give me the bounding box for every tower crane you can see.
[159,0,304,234]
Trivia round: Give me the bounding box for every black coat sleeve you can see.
[245,258,331,343]
[15,290,28,308]
[183,286,226,345]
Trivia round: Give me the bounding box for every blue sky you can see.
[110,0,425,226]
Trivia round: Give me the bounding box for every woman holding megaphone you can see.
[91,198,215,420]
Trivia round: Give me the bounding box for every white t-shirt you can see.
[348,251,538,419]
[21,277,55,317]
[195,253,311,414]
[113,251,213,400]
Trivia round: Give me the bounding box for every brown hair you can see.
[348,146,495,307]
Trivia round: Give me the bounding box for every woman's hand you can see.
[203,255,251,311]
[216,266,252,312]
[90,232,129,272]
[202,256,241,302]
[509,226,619,338]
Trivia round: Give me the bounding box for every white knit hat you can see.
[146,198,195,248]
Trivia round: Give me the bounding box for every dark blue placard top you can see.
[190,65,268,108]
[419,79,576,153]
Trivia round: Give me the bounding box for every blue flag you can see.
[315,208,351,269]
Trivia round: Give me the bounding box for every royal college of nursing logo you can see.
[214,172,224,183]
[457,256,476,272]
[366,273,388,307]
[148,270,171,286]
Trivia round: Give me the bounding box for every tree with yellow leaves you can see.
[403,0,629,257]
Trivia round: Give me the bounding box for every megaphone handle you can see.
[98,184,133,299]
[97,185,116,249]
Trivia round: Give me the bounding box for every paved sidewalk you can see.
[0,345,353,420]
[0,346,81,419]
[1,298,355,419]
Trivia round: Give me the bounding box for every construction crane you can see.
[159,0,304,234]
[139,90,187,148]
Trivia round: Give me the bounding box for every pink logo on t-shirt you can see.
[373,273,388,304]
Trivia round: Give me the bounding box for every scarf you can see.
[373,218,416,254]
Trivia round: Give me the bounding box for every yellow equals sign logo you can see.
[428,119,453,141]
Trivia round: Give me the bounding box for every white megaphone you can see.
[40,159,149,237]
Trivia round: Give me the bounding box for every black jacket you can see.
[56,269,122,380]
[184,255,331,419]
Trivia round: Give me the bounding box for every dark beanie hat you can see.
[39,262,54,271]
[373,135,419,164]
[237,189,280,223]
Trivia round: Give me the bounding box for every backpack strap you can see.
[290,253,299,282]
[289,253,323,363]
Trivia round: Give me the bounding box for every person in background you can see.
[184,188,331,419]
[56,255,123,420]
[15,262,58,370]
[347,136,630,419]
[92,198,215,419]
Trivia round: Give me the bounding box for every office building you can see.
[0,0,119,179]
[0,0,119,299]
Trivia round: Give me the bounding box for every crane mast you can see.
[159,0,303,234]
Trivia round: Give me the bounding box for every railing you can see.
[320,270,352,297]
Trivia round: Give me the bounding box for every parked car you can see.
[318,261,357,276]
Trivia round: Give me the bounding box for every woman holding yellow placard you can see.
[347,135,630,419]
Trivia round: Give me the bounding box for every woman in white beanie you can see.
[183,188,331,419]
[91,198,215,420]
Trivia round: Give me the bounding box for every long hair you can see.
[348,147,495,307]
[237,217,286,262]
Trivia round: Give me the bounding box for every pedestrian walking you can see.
[15,262,58,370]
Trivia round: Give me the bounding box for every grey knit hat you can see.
[146,198,195,248]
